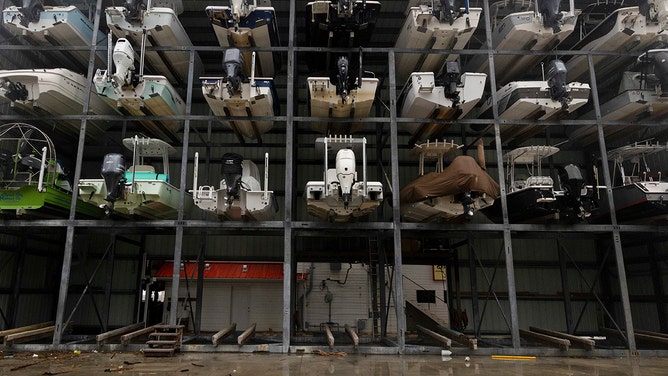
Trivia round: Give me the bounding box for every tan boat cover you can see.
[400,156,501,204]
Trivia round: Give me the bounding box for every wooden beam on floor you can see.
[436,324,478,349]
[416,324,451,348]
[4,325,55,346]
[529,326,595,351]
[121,324,160,346]
[519,329,570,351]
[324,324,334,348]
[96,322,146,345]
[212,323,236,347]
[238,323,256,346]
[344,324,358,347]
[0,321,54,341]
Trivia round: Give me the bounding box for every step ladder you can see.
[141,325,184,357]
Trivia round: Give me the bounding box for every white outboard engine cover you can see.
[101,153,126,204]
[112,38,135,87]
[335,149,356,203]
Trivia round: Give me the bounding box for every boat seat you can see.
[526,176,553,187]
[125,171,169,183]
[128,165,156,173]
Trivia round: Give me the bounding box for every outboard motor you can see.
[335,149,356,209]
[335,56,355,104]
[546,59,570,110]
[537,0,562,33]
[1,80,29,102]
[223,49,245,96]
[439,61,462,105]
[112,39,137,88]
[559,164,587,220]
[437,0,457,25]
[649,50,668,96]
[19,0,43,27]
[221,153,244,201]
[337,0,353,17]
[124,0,147,22]
[101,153,127,211]
[457,191,475,218]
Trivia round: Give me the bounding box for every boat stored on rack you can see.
[0,122,104,219]
[400,140,499,223]
[398,62,486,143]
[78,136,192,220]
[305,136,383,222]
[206,0,280,77]
[394,1,482,84]
[201,48,278,143]
[191,152,278,221]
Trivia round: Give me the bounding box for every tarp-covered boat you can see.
[400,140,499,223]
[78,136,192,219]
[0,122,104,219]
[206,0,280,77]
[305,136,383,222]
[191,152,278,221]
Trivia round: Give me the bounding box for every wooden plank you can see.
[344,324,358,347]
[529,326,595,350]
[4,326,55,346]
[416,324,451,348]
[0,321,54,340]
[519,329,570,351]
[96,322,146,345]
[212,323,237,347]
[324,324,334,348]
[237,323,256,346]
[436,324,478,350]
[635,329,668,339]
[121,324,160,346]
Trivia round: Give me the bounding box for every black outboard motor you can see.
[1,80,29,102]
[335,56,355,104]
[101,153,127,211]
[546,59,570,110]
[559,164,587,220]
[649,50,668,96]
[221,153,244,200]
[223,49,245,96]
[537,0,562,33]
[124,0,147,22]
[438,61,462,106]
[20,0,43,27]
[437,0,457,25]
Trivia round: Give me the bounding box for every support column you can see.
[8,236,26,328]
[468,234,480,335]
[649,244,667,332]
[557,239,574,333]
[103,234,117,331]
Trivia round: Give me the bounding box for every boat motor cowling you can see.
[559,164,587,219]
[223,48,245,96]
[20,0,43,27]
[335,149,356,209]
[335,56,354,104]
[124,0,147,21]
[1,80,29,102]
[438,0,457,25]
[547,59,570,110]
[101,153,127,205]
[439,61,462,105]
[112,39,137,87]
[649,50,668,96]
[221,152,244,199]
[537,0,562,33]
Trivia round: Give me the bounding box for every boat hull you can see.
[482,186,558,223]
[94,72,184,142]
[394,7,482,83]
[307,77,379,134]
[0,68,116,139]
[399,72,486,141]
[468,10,577,84]
[305,181,383,222]
[106,6,203,85]
[206,5,280,77]
[593,181,668,224]
[2,5,107,70]
[193,187,278,221]
[0,184,104,219]
[201,78,278,140]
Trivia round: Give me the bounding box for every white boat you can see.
[475,60,590,144]
[305,0,381,72]
[481,145,591,223]
[400,140,499,223]
[206,0,280,77]
[570,49,668,146]
[191,152,278,221]
[308,56,378,134]
[105,0,203,86]
[398,63,486,143]
[394,1,482,84]
[0,122,104,219]
[2,2,107,71]
[201,49,278,142]
[0,68,117,140]
[466,0,578,85]
[592,141,668,224]
[565,2,668,83]
[93,38,184,143]
[305,136,383,222]
[78,136,192,219]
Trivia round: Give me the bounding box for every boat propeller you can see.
[19,0,44,27]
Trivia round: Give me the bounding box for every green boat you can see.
[0,122,104,219]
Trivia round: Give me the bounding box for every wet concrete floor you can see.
[1,350,667,375]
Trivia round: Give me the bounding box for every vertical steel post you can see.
[557,239,574,333]
[467,234,480,335]
[103,234,117,332]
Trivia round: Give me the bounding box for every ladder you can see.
[141,325,184,357]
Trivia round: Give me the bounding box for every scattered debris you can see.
[312,349,347,358]
[191,362,204,367]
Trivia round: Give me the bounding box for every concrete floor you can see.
[1,350,667,375]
